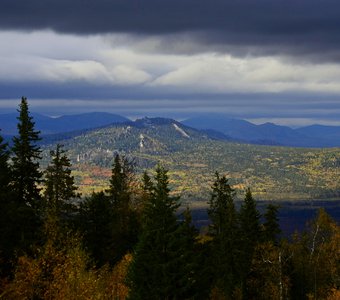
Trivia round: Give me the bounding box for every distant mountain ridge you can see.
[182,114,340,148]
[2,112,340,148]
[0,112,130,135]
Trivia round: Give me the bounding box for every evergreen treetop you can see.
[263,203,281,244]
[128,165,185,299]
[208,172,240,297]
[44,144,80,217]
[11,97,42,207]
[106,154,134,204]
[208,172,237,237]
[239,188,261,245]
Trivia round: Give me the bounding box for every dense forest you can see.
[0,98,339,299]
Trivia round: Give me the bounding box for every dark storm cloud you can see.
[2,0,340,60]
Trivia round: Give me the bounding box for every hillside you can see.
[40,117,340,201]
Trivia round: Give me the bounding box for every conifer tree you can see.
[2,98,42,266]
[208,172,240,298]
[128,165,188,299]
[136,171,154,217]
[106,154,133,229]
[175,207,201,298]
[239,188,261,295]
[44,144,80,218]
[78,155,137,266]
[11,97,42,208]
[263,204,281,244]
[141,171,153,195]
[78,191,115,266]
[106,154,138,263]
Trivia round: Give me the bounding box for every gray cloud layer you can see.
[1,1,340,126]
[2,0,340,60]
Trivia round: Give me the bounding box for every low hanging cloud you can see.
[0,31,152,85]
[152,54,340,94]
[2,31,340,95]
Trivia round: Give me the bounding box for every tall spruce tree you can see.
[239,188,261,295]
[263,204,281,244]
[208,172,240,298]
[11,97,42,208]
[128,165,191,299]
[175,207,202,299]
[106,154,138,264]
[1,99,42,273]
[78,154,138,267]
[44,144,80,218]
[78,191,115,266]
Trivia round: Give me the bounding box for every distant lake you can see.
[190,200,340,237]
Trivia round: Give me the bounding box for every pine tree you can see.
[1,99,42,274]
[106,154,138,264]
[141,171,153,195]
[43,144,80,243]
[175,207,201,299]
[128,165,188,299]
[239,188,261,295]
[208,172,240,298]
[11,97,42,208]
[44,144,80,218]
[106,154,133,204]
[263,204,281,244]
[106,154,133,230]
[78,191,115,266]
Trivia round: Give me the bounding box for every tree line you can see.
[0,97,339,299]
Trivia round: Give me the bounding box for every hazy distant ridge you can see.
[2,112,340,148]
[183,115,340,148]
[0,112,130,135]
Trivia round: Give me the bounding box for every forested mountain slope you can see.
[41,117,340,200]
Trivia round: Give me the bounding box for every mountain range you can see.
[182,114,340,147]
[1,112,340,148]
[0,112,129,135]
[1,111,338,199]
[28,116,339,201]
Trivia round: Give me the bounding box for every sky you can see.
[1,0,340,126]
